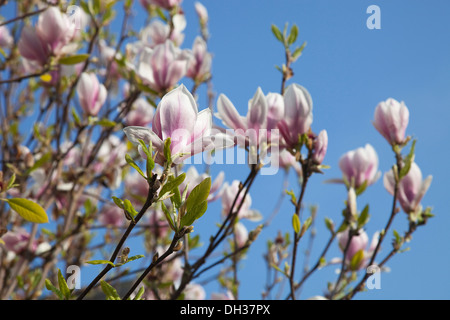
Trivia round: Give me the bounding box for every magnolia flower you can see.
[125,98,154,127]
[124,85,227,165]
[0,26,13,48]
[186,36,212,82]
[18,7,76,66]
[337,229,379,270]
[180,166,225,202]
[1,228,37,255]
[137,40,188,93]
[234,222,249,248]
[384,162,432,214]
[216,87,284,148]
[140,15,186,48]
[195,2,208,24]
[140,0,183,10]
[339,144,380,189]
[277,84,313,149]
[373,98,409,146]
[312,130,328,165]
[76,72,107,116]
[183,283,206,300]
[221,180,261,221]
[278,149,302,176]
[99,203,126,227]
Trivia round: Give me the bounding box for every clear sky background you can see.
[3,0,450,300]
[174,0,450,300]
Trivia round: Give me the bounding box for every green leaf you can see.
[350,249,364,270]
[399,140,416,179]
[100,280,121,300]
[96,118,117,127]
[292,41,307,61]
[325,217,334,233]
[271,24,284,43]
[57,269,71,300]
[161,201,176,231]
[125,154,146,179]
[181,200,207,228]
[287,24,299,45]
[112,196,124,209]
[357,204,370,228]
[4,198,48,223]
[45,279,64,300]
[292,214,301,234]
[59,54,90,65]
[27,151,51,174]
[285,189,297,206]
[123,199,138,219]
[133,286,145,300]
[164,138,172,164]
[300,216,312,237]
[85,259,115,267]
[158,173,186,201]
[186,177,211,214]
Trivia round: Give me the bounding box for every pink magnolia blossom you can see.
[339,144,380,189]
[278,149,302,176]
[216,87,284,148]
[125,98,154,127]
[76,72,108,116]
[221,180,261,221]
[1,228,38,254]
[384,162,432,214]
[140,0,182,10]
[137,40,188,93]
[211,290,235,300]
[99,204,126,227]
[124,85,226,165]
[312,130,328,165]
[277,83,313,149]
[186,36,212,82]
[140,15,186,48]
[180,166,225,202]
[337,229,379,270]
[373,98,409,146]
[183,283,206,300]
[0,26,13,48]
[234,222,249,248]
[18,7,76,66]
[194,2,208,24]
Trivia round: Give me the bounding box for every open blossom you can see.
[277,83,313,149]
[221,180,261,221]
[339,144,380,189]
[186,36,212,81]
[124,85,229,165]
[180,166,225,202]
[18,7,76,66]
[1,228,38,255]
[125,98,154,127]
[137,40,188,93]
[373,98,409,146]
[384,162,432,214]
[337,229,379,270]
[76,72,108,116]
[216,87,284,148]
[140,15,186,48]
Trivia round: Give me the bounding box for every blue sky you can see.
[3,0,450,300]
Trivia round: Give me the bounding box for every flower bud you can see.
[373,98,409,146]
